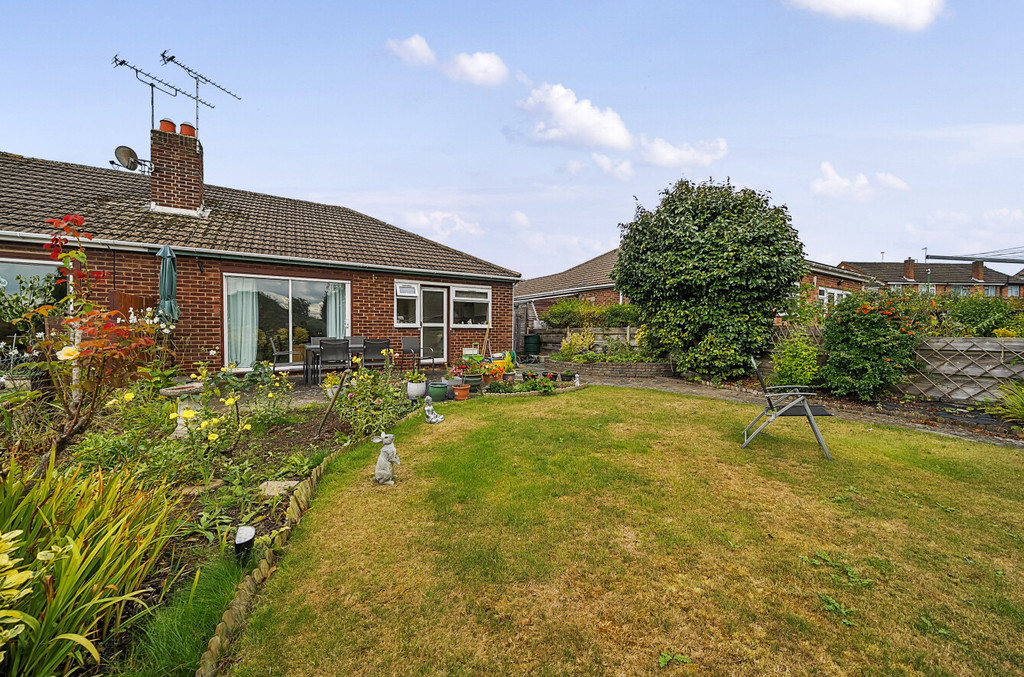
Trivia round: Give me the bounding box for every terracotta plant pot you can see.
[453,384,470,401]
[481,373,493,387]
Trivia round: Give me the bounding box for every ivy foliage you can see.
[611,178,806,379]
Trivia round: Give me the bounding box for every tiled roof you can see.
[514,248,619,299]
[840,261,1008,285]
[0,152,519,280]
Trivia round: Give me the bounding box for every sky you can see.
[3,0,1024,279]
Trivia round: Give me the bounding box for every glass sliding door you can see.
[225,274,349,368]
[421,287,446,364]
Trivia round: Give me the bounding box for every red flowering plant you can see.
[819,290,924,401]
[13,216,159,476]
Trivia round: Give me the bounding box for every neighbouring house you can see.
[839,259,1015,298]
[0,121,519,370]
[512,249,874,335]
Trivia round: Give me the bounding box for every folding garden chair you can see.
[742,357,833,460]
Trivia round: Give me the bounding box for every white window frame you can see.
[817,286,850,309]
[221,272,351,364]
[985,285,998,297]
[951,285,971,298]
[394,281,420,328]
[450,284,492,328]
[0,257,61,294]
[1009,285,1020,298]
[918,283,936,295]
[889,283,903,293]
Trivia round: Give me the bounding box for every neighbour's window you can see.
[951,285,971,297]
[889,283,903,293]
[451,286,490,326]
[918,283,935,295]
[985,285,997,297]
[395,282,419,326]
[817,287,849,309]
[1010,285,1020,298]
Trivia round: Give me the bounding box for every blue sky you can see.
[3,1,1023,278]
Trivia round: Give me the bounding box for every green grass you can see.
[113,555,247,677]
[228,387,1024,676]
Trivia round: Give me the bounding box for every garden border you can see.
[483,384,589,398]
[542,358,674,378]
[194,404,423,677]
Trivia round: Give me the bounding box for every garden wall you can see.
[895,337,1024,403]
[529,327,638,354]
[544,358,673,379]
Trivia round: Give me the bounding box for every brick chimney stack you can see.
[903,257,915,281]
[149,118,204,213]
[972,260,984,281]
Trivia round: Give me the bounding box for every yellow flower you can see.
[106,399,118,407]
[122,392,136,402]
[56,346,80,361]
[224,397,236,407]
[169,412,179,419]
[352,355,362,364]
[200,420,209,430]
[190,373,198,379]
[180,408,197,420]
[207,433,219,442]
[267,393,274,398]
[243,423,252,431]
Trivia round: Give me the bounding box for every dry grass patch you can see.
[230,388,1024,676]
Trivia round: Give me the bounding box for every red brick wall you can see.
[0,241,514,369]
[150,129,204,211]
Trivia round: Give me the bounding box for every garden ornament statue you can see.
[372,433,400,485]
[423,395,444,424]
[574,373,580,387]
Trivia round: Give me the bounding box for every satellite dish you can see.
[114,146,139,171]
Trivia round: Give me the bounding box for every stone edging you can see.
[195,404,423,677]
[482,384,589,398]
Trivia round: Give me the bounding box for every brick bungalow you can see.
[514,248,873,327]
[839,258,1016,298]
[0,122,519,370]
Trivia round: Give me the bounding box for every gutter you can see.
[0,230,521,283]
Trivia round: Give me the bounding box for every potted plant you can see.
[462,362,484,391]
[405,369,427,399]
[560,370,575,383]
[444,362,466,399]
[452,383,471,400]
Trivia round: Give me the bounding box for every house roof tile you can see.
[840,261,1008,285]
[0,152,519,280]
[513,248,619,299]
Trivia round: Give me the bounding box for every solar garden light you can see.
[234,525,256,562]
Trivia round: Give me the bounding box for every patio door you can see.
[421,287,447,364]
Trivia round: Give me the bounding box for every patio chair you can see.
[317,339,351,383]
[348,336,365,354]
[742,357,833,460]
[400,336,435,371]
[361,339,391,370]
[268,337,301,373]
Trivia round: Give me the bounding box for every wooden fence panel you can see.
[896,337,1024,402]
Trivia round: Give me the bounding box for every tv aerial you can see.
[111,51,240,137]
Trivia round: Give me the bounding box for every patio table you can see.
[302,344,321,385]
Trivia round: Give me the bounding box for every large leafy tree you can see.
[612,178,806,379]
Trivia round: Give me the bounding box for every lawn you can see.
[229,386,1024,676]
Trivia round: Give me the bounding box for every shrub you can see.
[820,291,920,400]
[941,294,1016,337]
[336,356,411,438]
[557,329,595,360]
[612,178,807,379]
[601,303,640,327]
[771,332,819,386]
[540,298,606,328]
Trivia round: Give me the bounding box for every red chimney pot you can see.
[159,118,176,133]
[179,122,196,137]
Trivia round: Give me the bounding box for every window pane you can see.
[453,301,488,325]
[254,278,290,362]
[396,283,417,297]
[0,261,58,295]
[454,289,488,300]
[396,297,417,324]
[423,290,445,324]
[292,280,330,347]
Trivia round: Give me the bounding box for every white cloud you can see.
[510,210,531,228]
[518,83,634,151]
[560,159,587,176]
[874,172,910,190]
[403,210,482,242]
[386,34,436,66]
[638,135,729,168]
[982,208,1024,226]
[443,51,509,86]
[812,162,909,200]
[811,161,871,200]
[591,153,635,181]
[788,0,944,31]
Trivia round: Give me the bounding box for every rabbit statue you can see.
[372,433,400,485]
